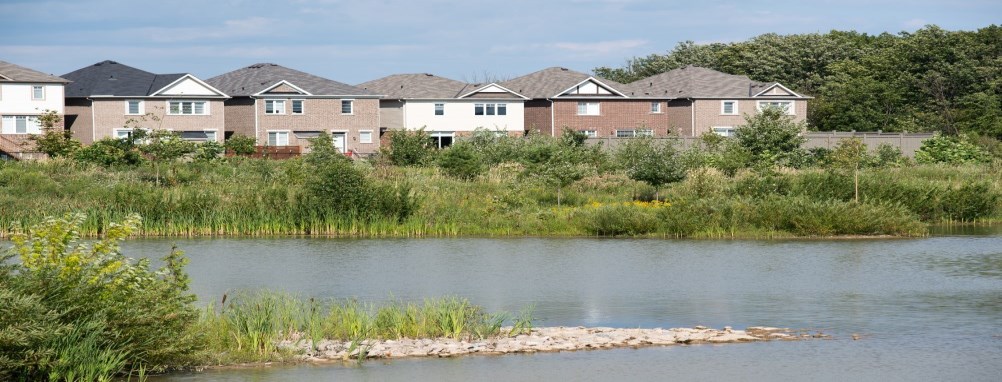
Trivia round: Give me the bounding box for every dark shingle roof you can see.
[207,63,375,97]
[0,60,69,83]
[357,73,471,99]
[61,60,193,97]
[500,67,627,99]
[623,66,790,98]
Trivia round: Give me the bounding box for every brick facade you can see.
[691,99,807,136]
[86,99,226,142]
[524,99,552,135]
[552,99,683,137]
[254,97,380,155]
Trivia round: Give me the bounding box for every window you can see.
[721,100,738,115]
[757,101,794,115]
[180,130,218,142]
[474,103,505,116]
[168,100,208,115]
[429,131,454,148]
[474,104,484,115]
[580,130,597,138]
[616,129,636,138]
[434,103,444,116]
[265,100,285,114]
[1,116,41,134]
[486,104,495,115]
[359,130,373,144]
[267,131,289,146]
[712,126,735,137]
[636,129,654,137]
[126,100,143,115]
[341,100,353,114]
[114,129,132,140]
[32,85,44,100]
[577,102,600,116]
[497,103,506,116]
[291,100,304,114]
[650,101,661,113]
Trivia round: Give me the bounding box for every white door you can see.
[332,132,347,153]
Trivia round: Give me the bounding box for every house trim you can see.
[753,83,804,98]
[149,74,230,98]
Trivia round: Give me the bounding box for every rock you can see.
[694,325,708,330]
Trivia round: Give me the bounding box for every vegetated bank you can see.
[3,109,1001,239]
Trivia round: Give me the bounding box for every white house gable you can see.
[458,83,528,99]
[556,78,625,97]
[257,80,311,96]
[153,75,227,97]
[754,83,802,98]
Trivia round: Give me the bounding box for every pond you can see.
[134,230,1001,381]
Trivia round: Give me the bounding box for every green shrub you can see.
[383,129,436,166]
[438,143,486,180]
[615,137,687,198]
[224,134,257,156]
[580,203,662,236]
[193,141,225,161]
[734,107,808,168]
[0,214,201,380]
[915,134,990,164]
[73,138,144,167]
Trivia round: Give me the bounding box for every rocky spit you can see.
[280,326,824,362]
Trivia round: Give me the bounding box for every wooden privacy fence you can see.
[586,132,935,157]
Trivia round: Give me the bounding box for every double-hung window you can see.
[757,101,794,115]
[580,130,597,138]
[126,100,143,115]
[636,129,654,137]
[712,126,735,137]
[31,85,44,100]
[1,115,41,134]
[650,101,661,113]
[291,100,304,114]
[265,100,285,114]
[615,129,636,138]
[168,100,207,115]
[341,100,353,114]
[434,103,444,116]
[577,102,600,116]
[268,131,289,146]
[497,103,506,115]
[721,100,738,115]
[359,130,373,144]
[473,103,506,116]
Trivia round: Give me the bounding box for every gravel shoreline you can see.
[281,326,820,361]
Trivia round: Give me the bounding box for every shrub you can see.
[0,214,201,379]
[915,134,990,164]
[73,138,144,167]
[734,107,807,168]
[224,134,257,156]
[438,142,486,180]
[615,137,687,199]
[383,129,436,166]
[193,141,225,161]
[299,159,418,223]
[580,202,664,236]
[30,110,81,158]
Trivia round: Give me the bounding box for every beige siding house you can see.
[62,60,228,144]
[0,60,69,160]
[207,63,380,155]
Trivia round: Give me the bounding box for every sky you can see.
[1,0,999,85]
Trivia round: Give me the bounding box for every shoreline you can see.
[277,326,824,363]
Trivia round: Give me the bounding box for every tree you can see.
[828,138,871,203]
[733,107,807,169]
[139,130,195,185]
[616,137,687,200]
[29,110,80,158]
[382,128,436,166]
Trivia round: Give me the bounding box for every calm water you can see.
[132,230,1002,381]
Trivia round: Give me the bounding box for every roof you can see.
[61,60,189,97]
[622,66,802,99]
[0,60,69,83]
[207,63,375,97]
[500,67,627,99]
[357,73,471,99]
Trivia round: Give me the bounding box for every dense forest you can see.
[594,25,1001,138]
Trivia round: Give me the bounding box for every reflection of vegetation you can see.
[927,253,1002,279]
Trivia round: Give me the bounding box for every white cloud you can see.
[903,18,928,29]
[491,39,648,57]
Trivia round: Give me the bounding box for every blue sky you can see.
[1,0,998,85]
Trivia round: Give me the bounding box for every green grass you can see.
[0,158,998,238]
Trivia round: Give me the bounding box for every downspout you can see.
[87,97,95,143]
[547,98,554,137]
[253,97,259,144]
[689,98,695,136]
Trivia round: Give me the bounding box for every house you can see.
[0,60,69,160]
[620,66,811,137]
[207,63,380,155]
[357,73,527,147]
[62,60,229,144]
[501,67,648,138]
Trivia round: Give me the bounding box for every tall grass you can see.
[197,292,529,363]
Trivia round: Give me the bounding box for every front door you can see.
[332,132,347,153]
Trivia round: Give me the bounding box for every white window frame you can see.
[265,100,286,115]
[580,130,597,138]
[577,102,600,116]
[359,130,373,144]
[615,129,635,138]
[636,128,654,137]
[267,130,290,146]
[756,100,795,115]
[650,101,661,113]
[434,103,444,116]
[167,100,209,115]
[497,103,507,116]
[125,99,144,115]
[291,99,304,114]
[473,103,504,116]
[1,115,41,134]
[721,100,738,115]
[712,126,736,137]
[179,129,219,142]
[31,85,44,100]
[341,99,354,115]
[429,131,455,149]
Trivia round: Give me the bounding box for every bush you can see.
[224,134,257,156]
[73,138,144,167]
[734,107,807,168]
[299,159,418,223]
[0,214,201,379]
[194,141,225,161]
[615,137,686,198]
[915,134,990,164]
[438,142,486,180]
[580,202,663,236]
[383,129,436,166]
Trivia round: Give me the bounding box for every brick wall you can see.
[692,99,808,135]
[524,99,551,135]
[223,97,255,138]
[256,97,380,155]
[90,98,226,141]
[553,99,682,137]
[64,98,94,143]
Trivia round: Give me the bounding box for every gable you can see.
[256,80,312,96]
[556,78,625,97]
[458,83,527,100]
[155,76,226,97]
[753,83,801,98]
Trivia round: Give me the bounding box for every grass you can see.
[0,158,999,238]
[196,292,531,364]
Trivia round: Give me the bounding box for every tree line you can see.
[594,25,1001,139]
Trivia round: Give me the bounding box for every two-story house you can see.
[621,66,811,137]
[62,60,229,144]
[0,60,69,159]
[357,73,526,147]
[207,63,380,155]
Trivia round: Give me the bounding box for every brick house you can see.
[358,73,527,147]
[0,60,69,160]
[62,60,229,144]
[620,66,811,137]
[207,63,380,155]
